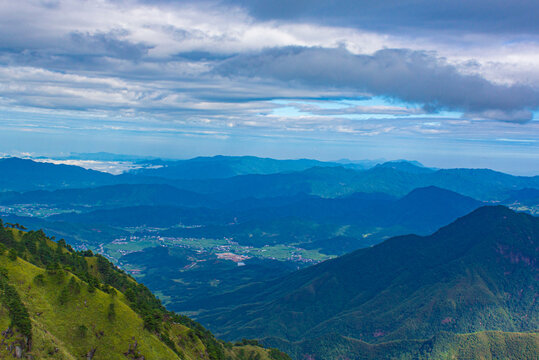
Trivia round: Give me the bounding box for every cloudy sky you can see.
[0,0,538,174]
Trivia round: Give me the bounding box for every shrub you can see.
[33,274,45,286]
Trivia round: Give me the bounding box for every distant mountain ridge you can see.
[0,184,215,208]
[131,155,369,179]
[195,206,539,359]
[1,157,537,202]
[0,157,115,192]
[373,159,434,174]
[168,164,539,201]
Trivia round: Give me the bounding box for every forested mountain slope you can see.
[196,206,538,359]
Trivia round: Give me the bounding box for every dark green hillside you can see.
[0,184,214,208]
[0,214,128,248]
[45,186,481,247]
[504,188,539,204]
[387,186,483,231]
[49,205,225,227]
[0,219,290,360]
[265,331,539,360]
[168,163,539,201]
[196,206,538,358]
[120,246,298,311]
[236,186,482,235]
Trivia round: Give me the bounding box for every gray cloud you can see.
[0,0,537,134]
[215,47,539,122]
[220,0,539,35]
[68,31,150,59]
[288,102,426,116]
[465,110,534,124]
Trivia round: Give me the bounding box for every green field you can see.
[102,235,333,267]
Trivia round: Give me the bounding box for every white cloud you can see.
[0,0,537,150]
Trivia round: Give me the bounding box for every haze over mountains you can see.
[1,156,538,199]
[0,154,537,359]
[131,156,369,179]
[0,155,536,252]
[2,155,536,252]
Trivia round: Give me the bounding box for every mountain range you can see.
[131,155,359,179]
[195,206,538,359]
[1,157,538,202]
[0,155,537,359]
[38,186,483,253]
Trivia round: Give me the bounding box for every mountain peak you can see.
[197,205,538,354]
[404,185,464,197]
[449,204,525,227]
[375,160,434,174]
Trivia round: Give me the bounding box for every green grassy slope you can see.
[1,254,179,359]
[0,222,290,360]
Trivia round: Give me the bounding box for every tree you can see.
[87,281,96,294]
[7,248,17,261]
[0,267,8,281]
[0,280,32,340]
[58,286,70,305]
[46,262,60,274]
[68,277,81,295]
[87,276,99,294]
[77,324,88,338]
[269,348,292,360]
[107,303,116,322]
[143,311,162,333]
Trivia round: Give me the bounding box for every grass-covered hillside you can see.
[0,219,290,360]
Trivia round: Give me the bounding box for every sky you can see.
[0,0,538,174]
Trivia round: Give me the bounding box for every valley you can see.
[3,2,539,358]
[0,156,537,359]
[95,231,331,310]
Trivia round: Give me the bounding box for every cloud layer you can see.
[224,0,539,34]
[0,0,537,165]
[216,47,539,122]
